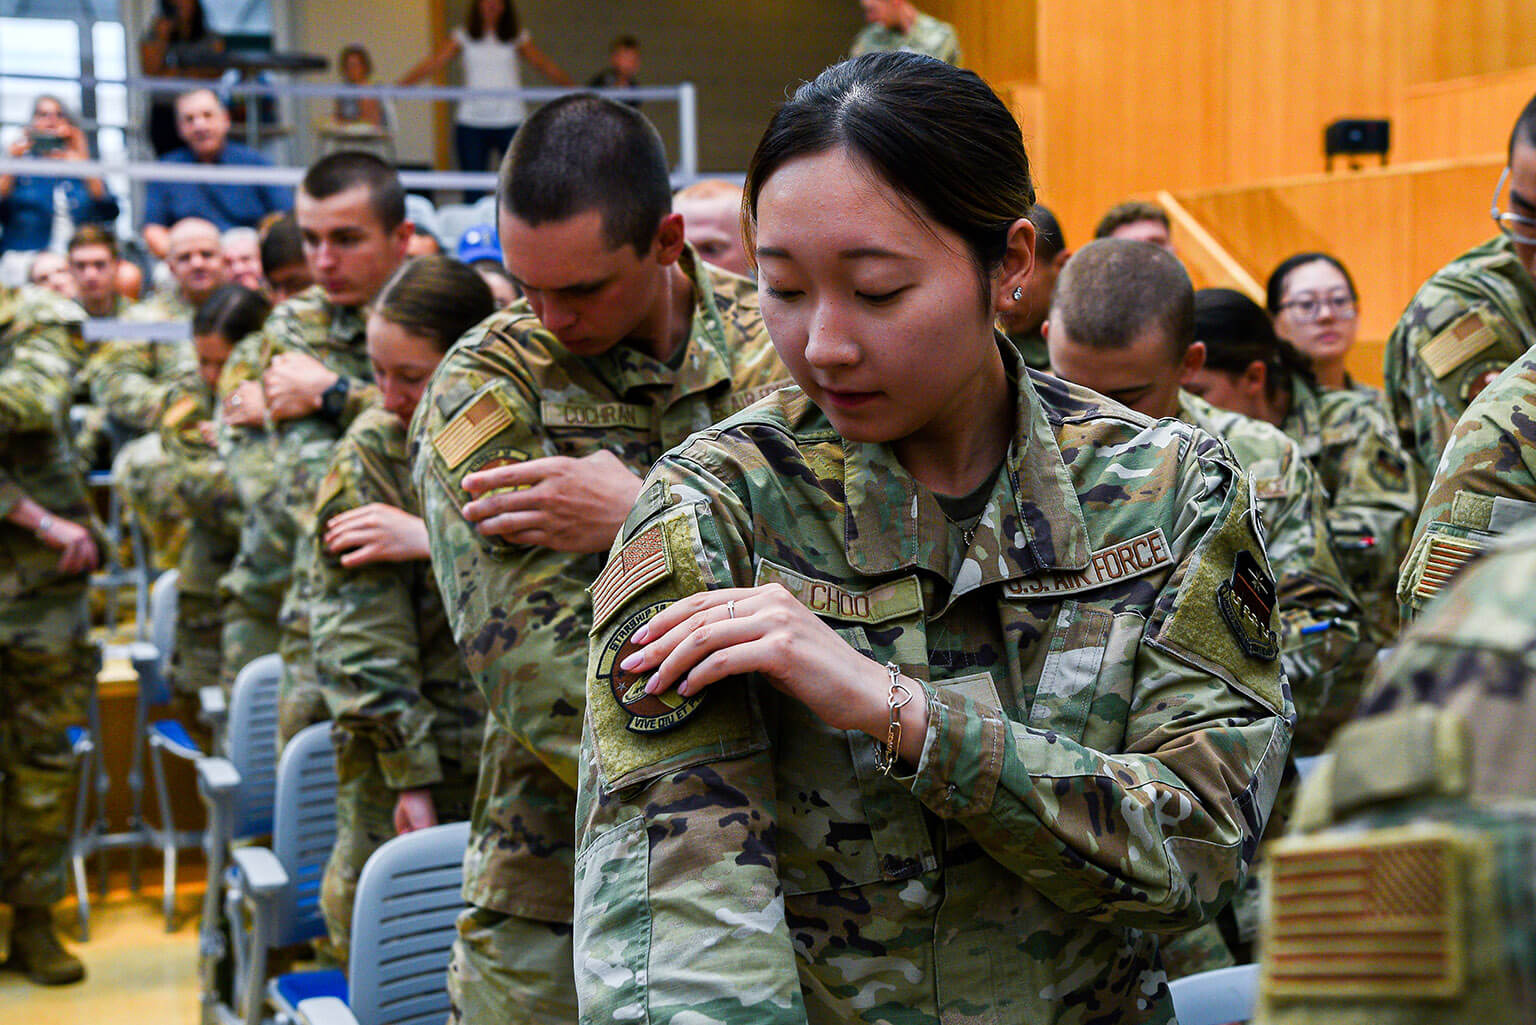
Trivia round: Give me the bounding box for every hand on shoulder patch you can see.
[460,445,530,498]
[1218,549,1279,661]
[594,601,705,734]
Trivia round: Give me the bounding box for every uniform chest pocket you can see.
[1024,601,1142,750]
[772,624,939,896]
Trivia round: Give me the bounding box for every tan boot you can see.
[7,905,85,985]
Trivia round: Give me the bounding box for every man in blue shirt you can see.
[141,88,291,259]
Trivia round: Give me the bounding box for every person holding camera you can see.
[0,96,119,258]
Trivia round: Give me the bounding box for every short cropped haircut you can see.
[1029,203,1065,262]
[1510,92,1536,162]
[259,213,305,275]
[1052,238,1194,355]
[1093,200,1169,240]
[301,151,406,231]
[498,93,673,254]
[68,224,118,259]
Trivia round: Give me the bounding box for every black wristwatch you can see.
[319,376,350,422]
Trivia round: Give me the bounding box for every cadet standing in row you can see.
[218,153,407,732]
[1186,288,1416,642]
[0,284,99,986]
[1383,92,1536,490]
[310,257,493,954]
[575,54,1289,1025]
[1048,240,1373,756]
[412,95,788,1022]
[1258,521,1536,1024]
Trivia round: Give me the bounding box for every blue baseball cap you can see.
[456,224,501,266]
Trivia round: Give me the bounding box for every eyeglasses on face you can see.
[1278,293,1356,321]
[1491,166,1536,246]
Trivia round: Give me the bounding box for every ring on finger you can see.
[228,393,243,408]
[726,600,737,619]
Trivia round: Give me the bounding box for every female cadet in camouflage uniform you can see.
[309,256,494,953]
[572,54,1293,1024]
[1186,288,1417,644]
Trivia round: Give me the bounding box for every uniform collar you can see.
[585,245,734,402]
[843,336,1092,587]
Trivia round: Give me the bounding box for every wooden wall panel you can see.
[1173,156,1503,386]
[1033,0,1402,252]
[1403,0,1536,84]
[927,0,1037,84]
[1398,66,1536,163]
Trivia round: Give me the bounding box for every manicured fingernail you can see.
[619,651,641,671]
[643,673,662,695]
[632,624,649,643]
[676,677,692,698]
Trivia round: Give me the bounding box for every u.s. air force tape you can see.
[595,602,704,734]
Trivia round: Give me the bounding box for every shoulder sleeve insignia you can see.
[161,394,198,430]
[593,601,705,733]
[1419,309,1497,379]
[461,445,530,496]
[1217,549,1280,661]
[590,522,673,630]
[433,391,514,470]
[1414,532,1487,604]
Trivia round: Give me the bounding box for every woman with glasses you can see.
[1266,252,1366,393]
[1187,288,1417,642]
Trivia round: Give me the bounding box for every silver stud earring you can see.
[1011,286,1023,301]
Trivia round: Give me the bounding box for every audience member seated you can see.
[1186,287,1416,645]
[141,88,293,260]
[996,202,1068,370]
[673,178,750,277]
[26,252,77,301]
[1266,251,1370,395]
[139,0,224,156]
[0,95,120,258]
[849,0,961,63]
[1094,198,1175,252]
[68,226,130,320]
[257,212,314,303]
[454,223,517,306]
[310,255,494,957]
[587,35,642,106]
[221,226,264,292]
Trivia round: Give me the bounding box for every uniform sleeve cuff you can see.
[906,682,1007,818]
[0,479,24,518]
[378,742,444,790]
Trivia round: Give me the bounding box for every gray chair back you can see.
[347,821,470,1025]
[268,722,338,946]
[227,654,283,839]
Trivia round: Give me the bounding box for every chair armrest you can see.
[199,685,227,723]
[196,756,241,796]
[295,996,358,1025]
[230,846,289,900]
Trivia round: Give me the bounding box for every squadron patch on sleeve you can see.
[161,394,198,430]
[461,445,530,495]
[434,391,514,469]
[595,601,705,733]
[1217,549,1280,662]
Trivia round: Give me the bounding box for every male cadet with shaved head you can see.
[1047,239,1373,972]
[218,151,411,731]
[411,93,788,1022]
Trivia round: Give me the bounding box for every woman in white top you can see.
[400,0,571,198]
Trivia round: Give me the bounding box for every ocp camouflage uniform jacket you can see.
[310,405,485,790]
[1398,344,1536,619]
[158,376,240,604]
[0,286,94,598]
[1382,236,1536,491]
[1278,373,1418,642]
[86,289,195,433]
[848,10,962,64]
[1179,391,1372,754]
[575,349,1293,1025]
[411,252,789,920]
[1259,524,1536,1024]
[217,285,374,662]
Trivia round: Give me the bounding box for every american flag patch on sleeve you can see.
[591,523,672,629]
